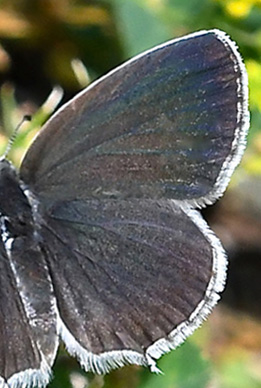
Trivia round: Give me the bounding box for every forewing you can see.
[39,199,226,373]
[0,236,58,388]
[20,30,248,207]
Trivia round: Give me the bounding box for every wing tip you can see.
[193,29,249,209]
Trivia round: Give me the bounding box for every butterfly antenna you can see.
[3,115,31,159]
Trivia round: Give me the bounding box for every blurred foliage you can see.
[0,0,261,388]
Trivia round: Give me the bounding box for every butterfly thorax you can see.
[0,158,34,241]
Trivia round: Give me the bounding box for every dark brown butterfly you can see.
[0,29,249,388]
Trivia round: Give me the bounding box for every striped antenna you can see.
[3,115,31,159]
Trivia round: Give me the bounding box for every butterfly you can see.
[0,29,249,388]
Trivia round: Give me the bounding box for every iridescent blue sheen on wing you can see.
[20,30,248,206]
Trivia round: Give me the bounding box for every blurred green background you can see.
[0,0,261,387]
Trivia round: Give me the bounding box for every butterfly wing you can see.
[17,30,248,374]
[0,236,58,387]
[20,30,248,207]
[39,199,226,373]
